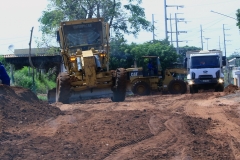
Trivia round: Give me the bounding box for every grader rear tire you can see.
[168,79,187,94]
[111,68,127,102]
[56,72,70,104]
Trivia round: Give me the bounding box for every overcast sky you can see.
[0,0,239,56]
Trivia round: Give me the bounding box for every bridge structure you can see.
[3,54,62,71]
[2,50,63,85]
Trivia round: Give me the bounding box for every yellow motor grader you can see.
[126,56,187,95]
[48,18,127,103]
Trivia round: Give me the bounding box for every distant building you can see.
[3,48,61,71]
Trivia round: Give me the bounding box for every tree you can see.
[227,51,240,67]
[109,39,178,71]
[38,0,152,41]
[109,36,134,69]
[236,9,240,29]
[128,40,178,71]
[178,45,201,63]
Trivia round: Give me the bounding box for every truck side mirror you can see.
[222,56,226,66]
[184,58,187,68]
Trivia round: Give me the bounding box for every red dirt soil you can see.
[0,84,240,160]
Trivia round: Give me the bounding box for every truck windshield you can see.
[191,55,220,69]
[62,22,103,48]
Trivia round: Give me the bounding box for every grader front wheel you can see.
[56,72,71,104]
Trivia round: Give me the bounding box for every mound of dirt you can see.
[0,85,63,131]
[224,84,239,94]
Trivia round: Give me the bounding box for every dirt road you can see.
[1,84,240,160]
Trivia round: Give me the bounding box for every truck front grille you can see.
[199,75,213,80]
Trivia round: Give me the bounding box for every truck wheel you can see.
[168,79,187,94]
[111,68,127,102]
[190,85,198,94]
[215,85,224,92]
[131,81,150,95]
[190,86,194,94]
[56,72,70,104]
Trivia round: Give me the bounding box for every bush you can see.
[14,66,56,94]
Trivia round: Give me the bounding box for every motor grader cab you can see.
[48,18,127,103]
[126,56,187,95]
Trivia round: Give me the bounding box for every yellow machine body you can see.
[48,18,127,103]
[125,56,187,95]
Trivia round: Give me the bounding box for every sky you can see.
[0,0,240,57]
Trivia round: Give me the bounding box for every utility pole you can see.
[219,36,221,50]
[175,13,179,54]
[152,14,157,41]
[205,38,210,50]
[223,24,227,57]
[169,14,173,45]
[164,0,167,39]
[223,24,231,84]
[210,10,236,85]
[164,0,184,40]
[29,27,36,94]
[173,13,187,54]
[200,25,203,50]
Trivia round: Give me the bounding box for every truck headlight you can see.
[218,78,224,83]
[188,80,194,85]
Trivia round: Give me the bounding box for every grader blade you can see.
[48,86,133,103]
[70,88,114,102]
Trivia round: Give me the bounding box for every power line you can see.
[186,0,239,8]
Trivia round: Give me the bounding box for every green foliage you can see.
[14,67,56,94]
[236,9,240,29]
[38,0,151,40]
[129,40,178,70]
[0,56,10,71]
[109,36,134,69]
[178,45,201,63]
[37,94,48,101]
[227,52,240,67]
[109,39,178,71]
[38,10,64,34]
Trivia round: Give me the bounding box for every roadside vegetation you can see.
[0,55,55,101]
[13,66,56,94]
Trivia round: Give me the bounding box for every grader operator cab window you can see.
[62,22,103,50]
[140,56,160,77]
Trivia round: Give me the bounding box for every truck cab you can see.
[185,50,226,93]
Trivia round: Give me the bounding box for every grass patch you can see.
[37,94,48,101]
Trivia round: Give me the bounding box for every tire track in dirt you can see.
[229,137,240,160]
[104,113,191,160]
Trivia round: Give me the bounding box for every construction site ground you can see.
[1,84,240,160]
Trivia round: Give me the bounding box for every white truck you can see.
[184,50,226,93]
